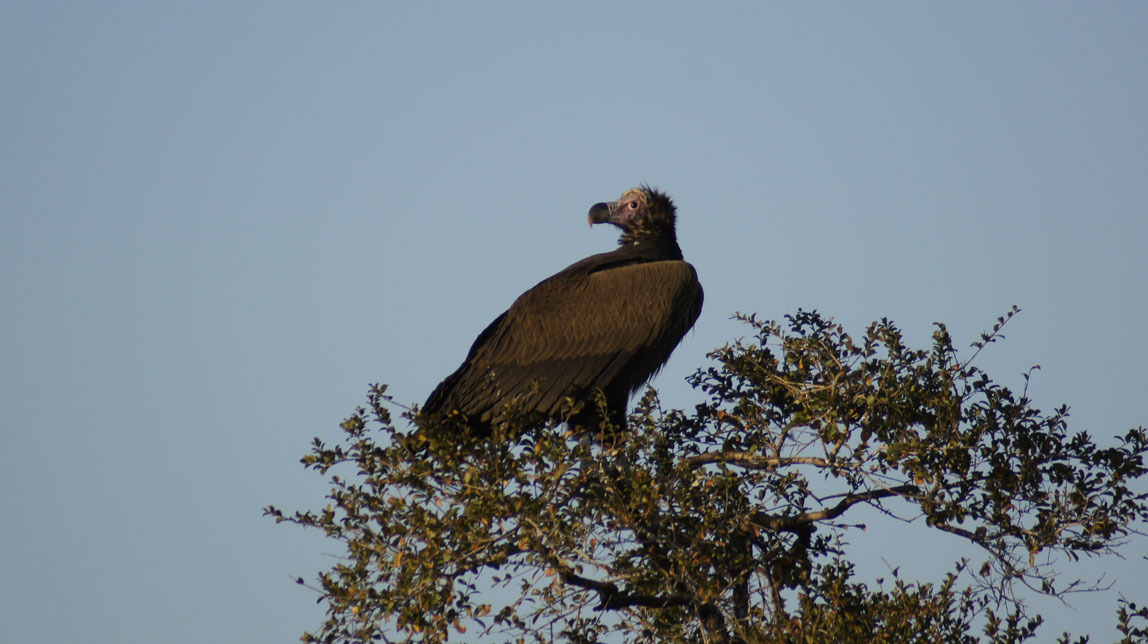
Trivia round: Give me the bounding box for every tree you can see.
[266,308,1148,643]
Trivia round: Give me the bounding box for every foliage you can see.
[266,308,1148,643]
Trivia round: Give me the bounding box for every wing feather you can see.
[425,259,701,425]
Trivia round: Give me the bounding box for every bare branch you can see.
[754,485,917,531]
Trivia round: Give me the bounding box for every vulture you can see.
[423,186,703,435]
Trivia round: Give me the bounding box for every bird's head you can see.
[587,186,678,246]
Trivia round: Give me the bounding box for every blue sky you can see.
[2,2,1145,642]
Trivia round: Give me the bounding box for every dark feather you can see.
[423,186,703,435]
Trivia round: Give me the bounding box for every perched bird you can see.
[423,186,703,435]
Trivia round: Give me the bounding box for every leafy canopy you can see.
[266,308,1148,643]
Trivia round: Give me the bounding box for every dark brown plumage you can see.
[423,186,703,435]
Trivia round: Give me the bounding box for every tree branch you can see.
[681,451,857,472]
[754,485,917,531]
[560,571,692,610]
[561,572,734,643]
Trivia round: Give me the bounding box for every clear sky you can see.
[2,2,1145,642]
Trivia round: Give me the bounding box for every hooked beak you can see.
[587,201,616,228]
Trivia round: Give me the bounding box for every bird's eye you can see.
[628,201,639,210]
